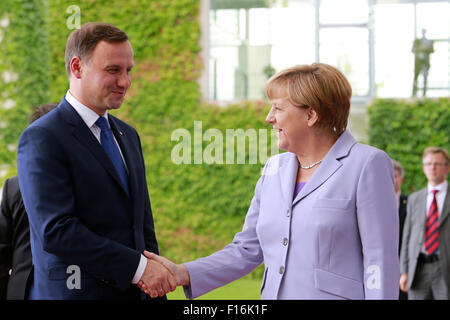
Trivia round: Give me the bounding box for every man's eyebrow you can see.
[105,65,120,69]
[104,64,134,69]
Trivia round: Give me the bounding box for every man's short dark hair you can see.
[28,103,58,124]
[65,22,129,76]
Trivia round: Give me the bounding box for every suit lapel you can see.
[109,116,139,200]
[293,158,342,206]
[59,100,129,196]
[439,187,450,226]
[417,189,427,242]
[292,130,356,207]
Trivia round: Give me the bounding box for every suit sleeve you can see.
[0,179,13,299]
[183,173,265,299]
[17,126,140,291]
[356,150,400,299]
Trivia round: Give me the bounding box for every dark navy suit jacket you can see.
[17,98,159,299]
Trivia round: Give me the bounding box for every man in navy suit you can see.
[17,22,175,299]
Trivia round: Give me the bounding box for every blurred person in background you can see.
[400,147,450,300]
[412,28,434,97]
[392,159,408,300]
[0,103,57,299]
[139,63,400,300]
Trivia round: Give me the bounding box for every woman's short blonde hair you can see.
[265,63,352,135]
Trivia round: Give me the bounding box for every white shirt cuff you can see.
[131,254,147,284]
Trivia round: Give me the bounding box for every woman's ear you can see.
[306,107,319,127]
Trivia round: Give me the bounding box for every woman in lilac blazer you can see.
[141,63,400,299]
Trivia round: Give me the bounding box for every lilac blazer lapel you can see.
[278,153,298,206]
[291,130,357,206]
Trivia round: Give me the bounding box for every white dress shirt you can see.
[426,180,448,219]
[65,90,147,284]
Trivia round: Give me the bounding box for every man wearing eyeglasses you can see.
[400,147,450,299]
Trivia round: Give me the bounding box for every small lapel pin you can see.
[119,131,123,136]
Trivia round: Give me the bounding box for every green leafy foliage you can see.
[0,0,271,279]
[0,0,51,175]
[4,1,448,284]
[367,98,450,193]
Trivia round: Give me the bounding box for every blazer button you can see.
[282,237,288,246]
[279,266,285,274]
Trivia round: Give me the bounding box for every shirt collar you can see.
[427,180,448,194]
[65,90,109,128]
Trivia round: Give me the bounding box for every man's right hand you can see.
[138,251,190,297]
[399,274,408,292]
[139,258,177,298]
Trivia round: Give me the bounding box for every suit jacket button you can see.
[279,266,285,274]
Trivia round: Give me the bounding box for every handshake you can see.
[137,251,190,298]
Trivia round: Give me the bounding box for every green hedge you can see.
[0,0,271,279]
[2,2,448,283]
[142,100,273,272]
[367,98,450,194]
[0,0,51,176]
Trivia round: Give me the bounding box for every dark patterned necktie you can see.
[425,189,439,255]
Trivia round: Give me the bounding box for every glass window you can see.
[270,3,315,71]
[320,0,369,25]
[209,0,315,101]
[416,2,449,39]
[374,3,415,98]
[416,2,450,97]
[374,1,450,98]
[320,28,370,97]
[207,0,450,101]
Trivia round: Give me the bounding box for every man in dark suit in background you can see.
[392,159,408,300]
[17,22,175,299]
[0,103,57,299]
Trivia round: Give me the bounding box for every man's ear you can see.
[70,56,83,79]
[306,107,319,127]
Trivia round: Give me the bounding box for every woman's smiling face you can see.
[265,97,309,152]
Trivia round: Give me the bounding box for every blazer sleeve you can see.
[0,179,13,299]
[355,150,400,299]
[17,126,140,291]
[183,173,265,299]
